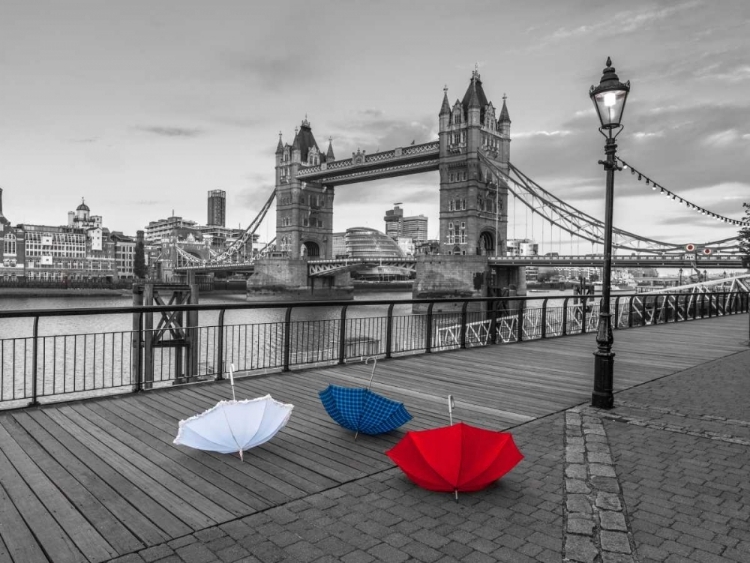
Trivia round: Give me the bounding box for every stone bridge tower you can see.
[438,70,510,256]
[275,118,335,259]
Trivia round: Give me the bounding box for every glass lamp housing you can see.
[590,57,630,130]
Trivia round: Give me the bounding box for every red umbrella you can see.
[385,397,523,498]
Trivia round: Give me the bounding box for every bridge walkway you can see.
[0,314,746,562]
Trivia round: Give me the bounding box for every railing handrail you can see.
[0,291,744,319]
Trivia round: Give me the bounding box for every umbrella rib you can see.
[221,404,243,457]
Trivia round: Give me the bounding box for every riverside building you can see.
[0,198,118,282]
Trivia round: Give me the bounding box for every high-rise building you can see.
[207,189,226,227]
[384,204,428,243]
[384,204,404,240]
[402,215,428,242]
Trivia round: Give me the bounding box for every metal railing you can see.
[0,291,747,410]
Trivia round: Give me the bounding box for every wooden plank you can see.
[37,408,200,535]
[71,402,254,518]
[0,446,85,563]
[1,415,143,556]
[165,389,362,482]
[137,391,337,494]
[182,383,397,469]
[52,405,230,528]
[90,400,272,510]
[0,480,50,563]
[0,418,118,562]
[11,410,169,548]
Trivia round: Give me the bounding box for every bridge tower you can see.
[275,118,335,259]
[438,69,509,256]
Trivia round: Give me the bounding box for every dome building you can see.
[345,227,405,259]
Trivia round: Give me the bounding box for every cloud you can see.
[329,110,436,155]
[513,130,573,139]
[235,182,276,209]
[218,51,322,91]
[547,0,703,42]
[136,126,204,138]
[632,131,665,139]
[209,115,262,129]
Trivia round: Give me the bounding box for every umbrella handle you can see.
[365,357,377,390]
[229,364,236,402]
[448,395,455,425]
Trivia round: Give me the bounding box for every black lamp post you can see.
[679,268,683,286]
[589,57,630,409]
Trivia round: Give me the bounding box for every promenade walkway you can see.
[0,314,747,562]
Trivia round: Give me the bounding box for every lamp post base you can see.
[592,350,615,409]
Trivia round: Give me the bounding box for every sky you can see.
[1,0,748,255]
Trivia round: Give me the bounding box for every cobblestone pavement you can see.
[107,350,750,563]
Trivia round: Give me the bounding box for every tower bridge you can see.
[170,68,746,302]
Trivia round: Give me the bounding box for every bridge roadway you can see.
[0,313,747,562]
[175,253,745,276]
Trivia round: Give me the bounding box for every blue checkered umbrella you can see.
[319,358,412,437]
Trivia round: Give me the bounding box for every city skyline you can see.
[1,0,748,253]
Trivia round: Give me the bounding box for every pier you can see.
[0,307,747,561]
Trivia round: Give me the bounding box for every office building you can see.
[207,189,226,227]
[384,204,428,242]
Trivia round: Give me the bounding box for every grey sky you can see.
[1,0,748,251]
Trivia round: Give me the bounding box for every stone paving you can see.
[107,349,750,563]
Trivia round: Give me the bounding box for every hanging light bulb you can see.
[637,174,642,181]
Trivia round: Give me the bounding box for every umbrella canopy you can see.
[319,384,412,436]
[386,422,523,494]
[174,394,293,460]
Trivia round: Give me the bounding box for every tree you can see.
[134,241,147,279]
[740,202,750,269]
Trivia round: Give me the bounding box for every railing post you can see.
[489,299,498,344]
[425,302,434,353]
[215,309,226,379]
[612,295,620,330]
[385,303,394,359]
[541,298,548,338]
[30,316,40,407]
[581,297,587,334]
[562,297,569,336]
[628,296,634,328]
[707,294,713,318]
[460,301,468,349]
[282,307,292,371]
[338,305,349,364]
[134,312,144,392]
[517,298,525,342]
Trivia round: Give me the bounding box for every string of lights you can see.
[616,157,748,227]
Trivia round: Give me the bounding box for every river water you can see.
[0,290,418,339]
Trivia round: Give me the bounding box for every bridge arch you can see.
[302,241,320,258]
[478,230,495,255]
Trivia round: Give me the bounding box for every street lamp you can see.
[589,57,630,409]
[679,268,683,286]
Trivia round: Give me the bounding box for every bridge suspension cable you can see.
[616,157,749,227]
[210,190,276,263]
[477,153,741,255]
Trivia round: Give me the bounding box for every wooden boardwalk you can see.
[0,314,747,562]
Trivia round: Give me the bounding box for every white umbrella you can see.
[173,365,293,460]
